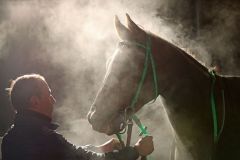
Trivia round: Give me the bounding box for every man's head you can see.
[7,74,56,118]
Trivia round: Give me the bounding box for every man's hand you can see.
[134,136,154,156]
[97,138,123,153]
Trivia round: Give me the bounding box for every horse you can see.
[87,14,240,160]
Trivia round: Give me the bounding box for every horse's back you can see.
[216,76,240,160]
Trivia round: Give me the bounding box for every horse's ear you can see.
[115,15,133,40]
[115,14,147,43]
[126,14,142,34]
[126,14,147,43]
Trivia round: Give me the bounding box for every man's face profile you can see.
[30,79,56,118]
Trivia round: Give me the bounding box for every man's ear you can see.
[30,96,40,108]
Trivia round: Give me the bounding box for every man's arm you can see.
[76,145,139,160]
[52,133,139,160]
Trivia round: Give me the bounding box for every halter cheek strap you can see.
[117,36,159,132]
[116,36,158,160]
[118,36,159,107]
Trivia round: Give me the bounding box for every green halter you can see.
[116,36,158,160]
[116,36,158,134]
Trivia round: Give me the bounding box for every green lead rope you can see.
[132,115,148,136]
[116,133,125,147]
[209,70,225,144]
[210,70,218,144]
[219,90,225,140]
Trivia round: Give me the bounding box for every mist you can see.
[0,0,239,159]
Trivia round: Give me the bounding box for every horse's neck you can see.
[150,37,215,159]
[134,36,211,112]
[154,37,210,97]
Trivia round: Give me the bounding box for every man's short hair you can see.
[7,74,46,111]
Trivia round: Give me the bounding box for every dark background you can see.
[0,0,240,136]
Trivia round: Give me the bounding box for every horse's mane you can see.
[176,44,210,76]
[151,32,211,77]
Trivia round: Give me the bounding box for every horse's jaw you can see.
[92,123,114,136]
[87,111,123,136]
[90,122,119,136]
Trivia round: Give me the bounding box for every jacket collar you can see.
[14,110,59,130]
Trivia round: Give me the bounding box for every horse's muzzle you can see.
[88,110,127,135]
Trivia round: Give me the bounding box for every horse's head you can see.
[88,14,156,135]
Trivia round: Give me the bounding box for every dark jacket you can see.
[1,110,139,160]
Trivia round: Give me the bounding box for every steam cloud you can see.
[0,0,239,159]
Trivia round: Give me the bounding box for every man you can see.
[1,74,154,160]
